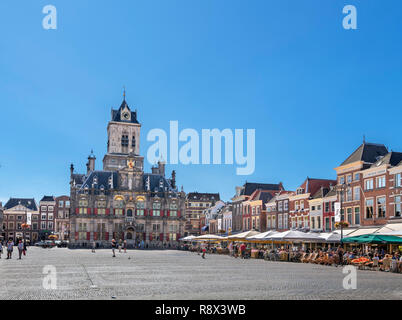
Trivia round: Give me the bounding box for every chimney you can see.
[171,170,176,189]
[70,164,74,176]
[158,160,165,177]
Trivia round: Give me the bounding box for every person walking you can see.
[18,240,24,260]
[111,239,117,257]
[7,239,14,259]
[202,245,206,259]
[91,241,96,253]
[123,240,127,253]
[0,241,3,259]
[23,240,27,257]
[118,239,122,253]
[240,243,246,259]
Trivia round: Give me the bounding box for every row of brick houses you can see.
[1,196,70,243]
[198,141,402,236]
[2,140,401,242]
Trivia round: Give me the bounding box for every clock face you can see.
[122,112,130,120]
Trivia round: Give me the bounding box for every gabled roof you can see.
[77,171,177,197]
[187,192,220,201]
[4,198,38,211]
[40,196,55,202]
[72,174,86,186]
[79,171,119,194]
[341,142,388,166]
[311,187,330,200]
[371,151,402,168]
[323,188,337,199]
[241,182,283,196]
[297,178,337,197]
[143,173,177,195]
[111,99,139,124]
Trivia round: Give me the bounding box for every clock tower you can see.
[103,97,144,172]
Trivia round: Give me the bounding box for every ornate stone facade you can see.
[69,97,186,248]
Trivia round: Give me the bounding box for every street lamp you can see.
[335,183,349,247]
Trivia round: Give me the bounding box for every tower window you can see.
[132,136,136,148]
[121,135,129,147]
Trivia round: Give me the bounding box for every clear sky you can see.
[0,0,401,204]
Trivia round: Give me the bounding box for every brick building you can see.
[39,196,56,240]
[69,96,186,247]
[3,198,39,243]
[231,182,284,232]
[289,178,337,230]
[55,195,70,240]
[266,191,293,231]
[185,192,220,236]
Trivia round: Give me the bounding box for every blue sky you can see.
[0,0,401,204]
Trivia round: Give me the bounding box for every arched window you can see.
[127,209,133,217]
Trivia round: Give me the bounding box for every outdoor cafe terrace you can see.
[179,224,402,273]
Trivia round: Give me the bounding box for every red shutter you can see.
[149,234,153,241]
[75,232,78,240]
[87,232,90,240]
[105,232,109,240]
[167,210,170,217]
[144,209,148,216]
[87,208,91,215]
[178,210,181,217]
[161,210,164,217]
[176,233,181,241]
[122,209,125,216]
[150,210,153,217]
[94,208,98,215]
[113,209,116,216]
[160,233,164,241]
[106,208,110,215]
[94,232,98,240]
[75,208,79,214]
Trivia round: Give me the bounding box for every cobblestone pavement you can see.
[0,247,401,300]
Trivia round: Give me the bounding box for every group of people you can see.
[186,241,402,273]
[0,239,27,260]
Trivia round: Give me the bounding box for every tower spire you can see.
[123,86,126,100]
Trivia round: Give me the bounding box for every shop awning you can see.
[266,230,323,242]
[227,230,260,240]
[247,230,278,241]
[346,227,380,237]
[342,234,402,244]
[194,234,226,241]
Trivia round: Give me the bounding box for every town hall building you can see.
[69,96,186,247]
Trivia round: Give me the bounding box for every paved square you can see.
[0,247,401,300]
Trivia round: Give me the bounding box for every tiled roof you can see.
[341,142,388,166]
[77,171,176,196]
[40,196,55,202]
[241,182,283,196]
[187,192,220,201]
[4,198,38,211]
[111,99,139,124]
[371,151,402,168]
